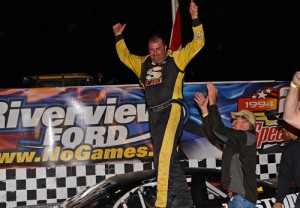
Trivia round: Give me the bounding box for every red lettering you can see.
[256,122,282,149]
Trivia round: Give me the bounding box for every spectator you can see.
[194,82,257,208]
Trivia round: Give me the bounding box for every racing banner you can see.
[0,81,289,169]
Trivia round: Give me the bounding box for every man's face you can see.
[148,39,167,64]
[231,115,250,131]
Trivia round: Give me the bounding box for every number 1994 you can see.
[245,101,274,108]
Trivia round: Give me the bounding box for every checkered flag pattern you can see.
[0,153,281,208]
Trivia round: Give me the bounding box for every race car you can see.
[22,167,298,208]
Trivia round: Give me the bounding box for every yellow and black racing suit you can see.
[115,18,205,208]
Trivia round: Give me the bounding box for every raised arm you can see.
[189,0,198,19]
[194,83,224,150]
[112,22,143,77]
[112,23,126,36]
[172,0,205,70]
[283,71,300,129]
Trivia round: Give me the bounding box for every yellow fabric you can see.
[115,24,205,79]
[290,81,300,89]
[202,113,209,117]
[155,103,181,207]
[172,24,205,71]
[115,39,144,78]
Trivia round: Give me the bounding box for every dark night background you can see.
[0,0,299,88]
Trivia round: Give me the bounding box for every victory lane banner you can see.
[0,81,289,169]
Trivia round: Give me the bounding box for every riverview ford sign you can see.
[0,81,289,169]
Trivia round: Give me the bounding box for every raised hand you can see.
[207,82,218,105]
[194,91,208,115]
[189,0,198,19]
[112,23,127,36]
[292,71,300,86]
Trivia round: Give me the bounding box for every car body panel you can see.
[21,167,298,208]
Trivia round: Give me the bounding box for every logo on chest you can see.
[145,65,163,86]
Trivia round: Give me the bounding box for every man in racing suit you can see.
[112,1,205,207]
